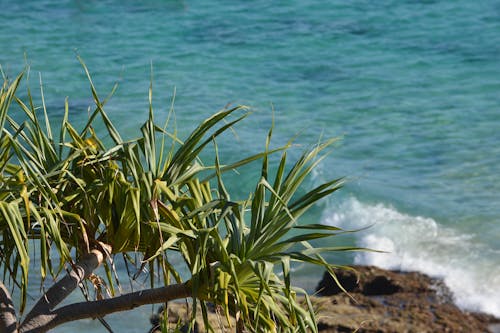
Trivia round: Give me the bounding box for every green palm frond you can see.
[1,63,361,331]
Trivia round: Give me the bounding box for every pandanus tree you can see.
[0,61,356,333]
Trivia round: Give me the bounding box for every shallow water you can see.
[1,0,500,330]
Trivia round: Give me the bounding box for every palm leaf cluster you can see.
[0,63,354,332]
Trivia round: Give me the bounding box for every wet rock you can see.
[316,269,359,295]
[314,265,500,332]
[362,275,401,295]
[316,266,435,296]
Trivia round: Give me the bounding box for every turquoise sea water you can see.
[1,0,500,330]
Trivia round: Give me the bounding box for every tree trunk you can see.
[20,247,108,332]
[0,282,18,333]
[3,245,192,333]
[20,282,190,333]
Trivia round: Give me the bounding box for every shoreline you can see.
[151,265,500,332]
[314,265,500,332]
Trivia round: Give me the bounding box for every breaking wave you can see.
[322,197,500,317]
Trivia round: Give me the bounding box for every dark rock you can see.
[316,265,439,296]
[362,275,401,295]
[316,270,359,295]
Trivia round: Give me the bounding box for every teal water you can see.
[1,0,500,330]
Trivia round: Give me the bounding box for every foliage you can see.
[0,61,357,332]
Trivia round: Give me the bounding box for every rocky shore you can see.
[149,266,500,332]
[314,266,500,332]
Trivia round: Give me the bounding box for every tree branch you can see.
[21,247,108,327]
[0,281,18,333]
[19,282,190,333]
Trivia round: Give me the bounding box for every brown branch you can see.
[21,247,108,328]
[0,281,18,333]
[19,282,190,333]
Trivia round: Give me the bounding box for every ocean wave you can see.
[322,197,500,317]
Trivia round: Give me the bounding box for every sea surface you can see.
[1,0,500,331]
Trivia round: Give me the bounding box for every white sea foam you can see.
[323,198,500,317]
